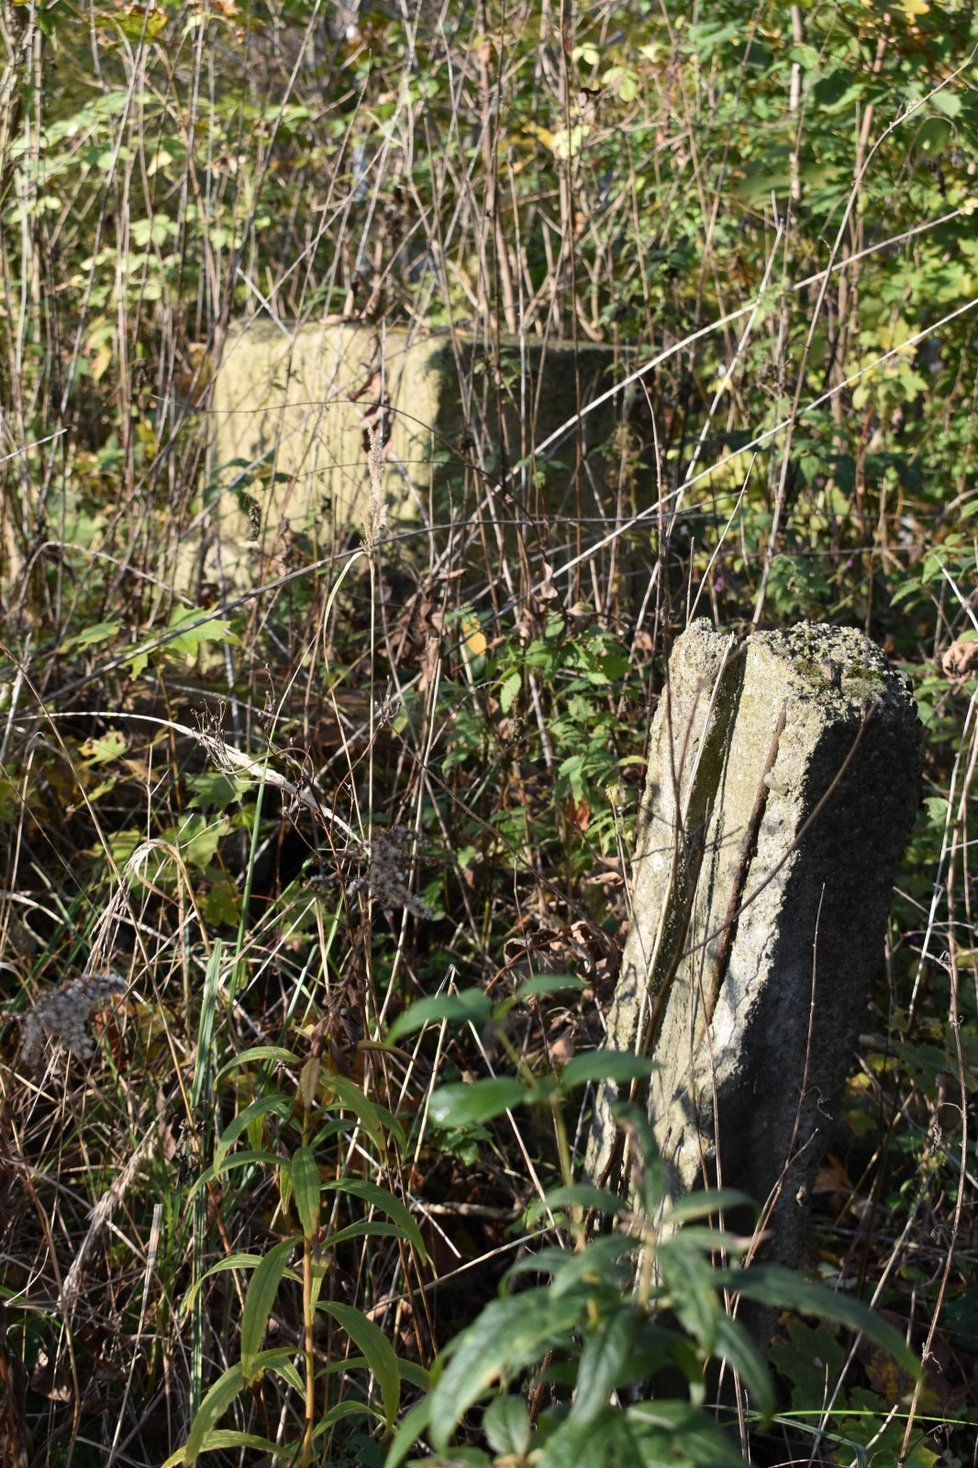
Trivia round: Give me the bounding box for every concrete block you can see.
[589,620,921,1268]
[199,319,622,589]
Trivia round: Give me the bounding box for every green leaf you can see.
[536,1407,622,1468]
[525,1184,628,1224]
[429,1077,527,1128]
[666,1188,754,1224]
[79,728,127,764]
[180,1252,265,1318]
[658,1236,722,1351]
[931,89,962,118]
[215,1046,299,1082]
[729,1264,920,1381]
[191,1148,284,1200]
[505,1237,635,1296]
[386,988,492,1044]
[429,1289,585,1451]
[712,1311,774,1420]
[559,1051,657,1088]
[626,1400,749,1467]
[512,974,587,1004]
[483,1394,531,1456]
[211,1095,293,1171]
[383,1394,433,1468]
[320,1072,402,1150]
[321,1176,427,1259]
[318,1301,401,1428]
[567,1306,635,1425]
[499,670,522,713]
[290,1146,321,1239]
[240,1239,294,1383]
[183,1363,244,1463]
[180,1431,282,1456]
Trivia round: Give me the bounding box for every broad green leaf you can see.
[290,1146,321,1239]
[499,670,522,713]
[60,619,121,652]
[626,1399,749,1467]
[559,1051,657,1088]
[386,987,491,1044]
[537,1406,623,1468]
[429,1289,585,1451]
[429,1077,527,1127]
[729,1264,920,1380]
[567,1306,635,1425]
[240,1239,294,1383]
[658,1238,722,1350]
[79,728,126,764]
[318,1300,401,1428]
[483,1394,531,1456]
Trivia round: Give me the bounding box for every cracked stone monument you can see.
[587,620,921,1270]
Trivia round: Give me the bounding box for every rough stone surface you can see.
[198,319,621,590]
[588,620,921,1270]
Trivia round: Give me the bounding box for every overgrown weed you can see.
[2,1,978,1464]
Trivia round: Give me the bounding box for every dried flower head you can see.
[349,827,433,919]
[19,973,127,1069]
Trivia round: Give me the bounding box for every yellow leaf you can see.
[462,616,487,657]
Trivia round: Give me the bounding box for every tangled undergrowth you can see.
[4,1,978,1465]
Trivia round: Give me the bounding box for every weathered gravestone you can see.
[588,620,921,1271]
[198,319,622,590]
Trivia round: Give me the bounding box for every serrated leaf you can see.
[240,1239,294,1382]
[386,988,492,1044]
[499,670,522,714]
[79,728,127,764]
[429,1077,527,1127]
